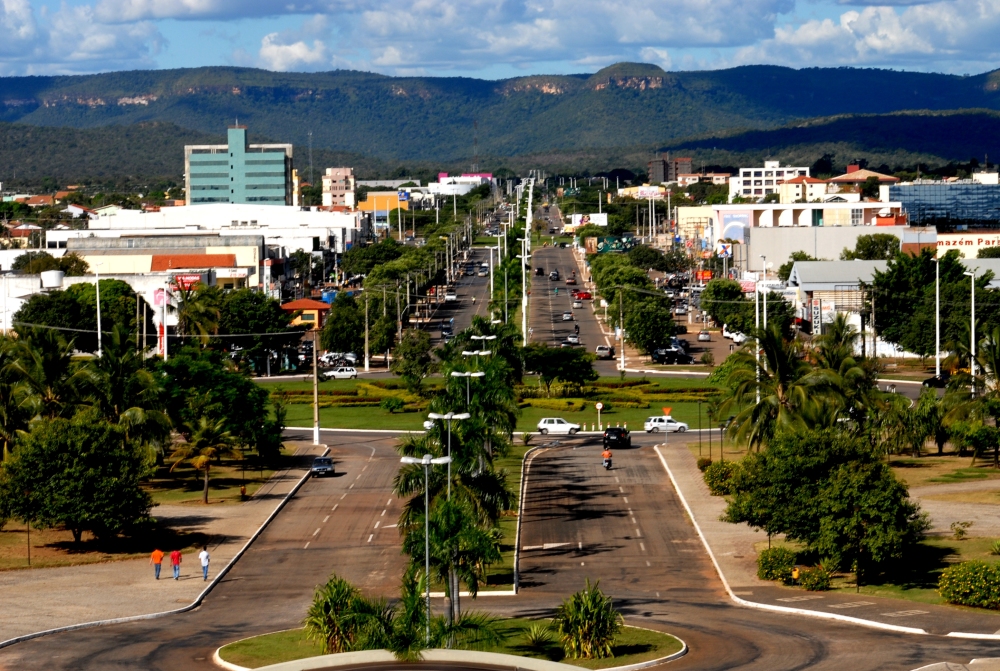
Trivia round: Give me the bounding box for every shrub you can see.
[523,623,553,649]
[696,457,712,472]
[553,579,622,659]
[700,352,715,367]
[991,540,1000,556]
[951,521,973,540]
[799,565,832,591]
[939,561,1000,609]
[703,460,738,495]
[757,547,796,583]
[379,397,405,413]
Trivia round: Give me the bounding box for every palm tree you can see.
[0,338,27,461]
[719,324,822,450]
[553,579,623,659]
[169,415,237,503]
[174,284,221,345]
[12,326,97,420]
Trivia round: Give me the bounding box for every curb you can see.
[0,446,329,651]
[286,427,421,434]
[651,445,929,637]
[514,443,547,593]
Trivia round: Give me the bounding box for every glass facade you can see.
[185,127,293,206]
[890,182,1000,230]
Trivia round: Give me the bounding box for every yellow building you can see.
[358,192,410,212]
[281,298,330,331]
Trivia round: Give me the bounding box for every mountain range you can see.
[1,62,999,184]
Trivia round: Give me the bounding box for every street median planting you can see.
[939,561,1000,609]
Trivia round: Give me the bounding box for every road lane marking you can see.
[374,521,380,529]
[640,542,646,552]
[313,528,320,536]
[646,561,651,567]
[384,524,397,528]
[362,465,367,472]
[578,542,582,550]
[381,509,386,516]
[619,486,624,493]
[631,517,637,524]
[349,484,354,489]
[340,493,347,500]
[777,596,824,602]
[368,534,373,543]
[387,499,392,505]
[332,504,338,511]
[882,610,929,617]
[828,602,875,609]
[323,516,330,523]
[303,542,310,549]
[623,497,628,503]
[635,528,642,537]
[615,476,620,483]
[522,542,571,551]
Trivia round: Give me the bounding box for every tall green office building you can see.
[185,126,294,206]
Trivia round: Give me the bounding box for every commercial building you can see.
[889,176,1000,230]
[280,298,330,330]
[428,174,492,196]
[778,176,829,204]
[648,156,693,184]
[728,161,810,201]
[322,168,356,208]
[185,126,294,207]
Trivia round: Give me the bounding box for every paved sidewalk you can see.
[0,442,324,642]
[656,440,1000,637]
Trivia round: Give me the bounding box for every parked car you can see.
[310,456,336,477]
[537,417,581,435]
[603,427,632,449]
[722,324,735,339]
[572,299,583,309]
[732,332,747,345]
[595,345,615,359]
[323,366,358,380]
[674,306,687,315]
[697,330,711,342]
[562,311,574,321]
[643,416,689,433]
[651,349,694,365]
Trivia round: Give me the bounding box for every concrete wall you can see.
[746,226,909,273]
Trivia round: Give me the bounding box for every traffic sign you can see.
[595,402,604,411]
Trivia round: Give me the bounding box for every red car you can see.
[575,291,592,300]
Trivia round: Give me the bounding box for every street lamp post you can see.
[94,262,104,357]
[451,370,486,406]
[935,256,940,379]
[516,245,530,346]
[965,269,977,394]
[400,454,451,644]
[426,412,470,499]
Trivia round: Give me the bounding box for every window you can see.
[300,313,315,321]
[754,189,762,195]
[765,171,773,177]
[754,171,762,177]
[190,172,228,178]
[743,189,751,195]
[754,180,762,186]
[851,209,863,226]
[765,180,773,186]
[245,172,285,177]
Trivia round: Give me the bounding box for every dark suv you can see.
[603,427,632,449]
[651,348,694,365]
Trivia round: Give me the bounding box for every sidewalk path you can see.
[0,442,324,642]
[657,439,1000,637]
[911,480,1000,537]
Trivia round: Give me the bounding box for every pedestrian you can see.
[149,548,164,580]
[198,546,210,581]
[170,549,182,580]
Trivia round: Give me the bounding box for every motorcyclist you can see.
[602,447,612,469]
[574,323,579,335]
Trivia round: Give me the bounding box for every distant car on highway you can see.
[565,333,580,345]
[444,291,457,303]
[698,330,711,342]
[310,457,335,477]
[323,366,358,380]
[535,267,545,276]
[595,345,615,359]
[922,374,950,388]
[565,277,577,285]
[549,270,560,281]
[537,417,580,435]
[572,299,583,309]
[644,416,688,433]
[575,291,592,300]
[674,305,687,315]
[477,267,488,277]
[562,311,574,321]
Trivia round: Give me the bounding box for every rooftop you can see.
[281,298,331,311]
[829,168,899,184]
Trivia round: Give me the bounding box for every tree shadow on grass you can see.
[45,520,210,556]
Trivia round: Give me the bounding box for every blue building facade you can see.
[185,127,293,206]
[889,181,1000,230]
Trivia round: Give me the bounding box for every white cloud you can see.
[639,47,672,70]
[0,0,37,56]
[257,16,331,71]
[93,0,359,22]
[734,0,1000,68]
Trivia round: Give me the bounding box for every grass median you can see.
[217,620,684,670]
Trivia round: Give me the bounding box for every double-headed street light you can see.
[965,269,977,394]
[450,370,485,406]
[426,412,469,499]
[516,243,531,346]
[399,453,452,644]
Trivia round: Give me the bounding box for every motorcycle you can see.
[603,457,612,470]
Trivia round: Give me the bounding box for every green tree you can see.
[217,289,301,371]
[341,239,405,277]
[322,292,364,355]
[841,233,900,260]
[553,579,623,659]
[624,298,676,355]
[169,414,238,504]
[860,175,882,200]
[174,284,221,344]
[12,326,97,419]
[815,461,928,588]
[523,343,598,396]
[777,251,817,282]
[11,251,89,276]
[391,329,434,393]
[700,279,749,332]
[0,410,153,542]
[0,339,27,461]
[978,247,1000,259]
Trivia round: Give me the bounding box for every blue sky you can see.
[1,0,998,78]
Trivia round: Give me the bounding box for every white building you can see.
[44,203,371,256]
[428,174,492,196]
[322,167,356,208]
[728,161,810,202]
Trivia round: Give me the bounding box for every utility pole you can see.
[365,292,370,372]
[312,330,320,445]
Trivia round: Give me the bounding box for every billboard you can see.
[173,274,203,290]
[584,236,638,254]
[695,270,712,282]
[721,212,750,240]
[635,186,664,199]
[571,213,608,227]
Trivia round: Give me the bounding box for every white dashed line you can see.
[828,602,875,609]
[384,524,397,528]
[635,528,641,537]
[387,499,392,505]
[578,541,582,550]
[340,493,347,500]
[374,521,380,529]
[332,504,338,511]
[646,561,651,567]
[640,542,646,552]
[349,484,354,489]
[367,534,374,543]
[313,528,320,536]
[623,497,628,504]
[615,476,620,483]
[631,517,637,524]
[619,486,624,493]
[381,509,386,516]
[303,542,310,549]
[323,516,330,523]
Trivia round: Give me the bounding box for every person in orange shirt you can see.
[150,549,164,580]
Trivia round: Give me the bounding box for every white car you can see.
[562,311,574,321]
[323,366,357,380]
[697,331,711,342]
[572,299,583,309]
[565,334,580,345]
[722,324,734,339]
[644,416,689,433]
[444,291,458,302]
[732,332,747,345]
[537,417,581,435]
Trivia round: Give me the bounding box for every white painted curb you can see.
[651,446,930,637]
[0,447,329,651]
[515,441,548,593]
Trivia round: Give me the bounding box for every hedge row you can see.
[286,396,384,405]
[939,561,1000,609]
[274,389,359,397]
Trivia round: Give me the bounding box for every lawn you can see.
[145,447,298,506]
[753,536,1000,607]
[217,620,683,670]
[889,455,1000,489]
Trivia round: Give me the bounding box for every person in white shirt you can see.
[198,547,210,581]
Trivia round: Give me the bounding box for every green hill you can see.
[2,64,999,162]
